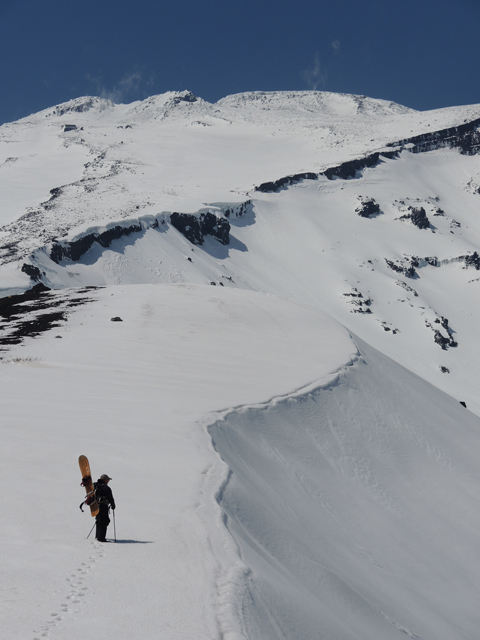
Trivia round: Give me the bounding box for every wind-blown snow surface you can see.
[210,339,480,639]
[3,90,480,639]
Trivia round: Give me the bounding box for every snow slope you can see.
[211,338,480,639]
[2,90,480,639]
[12,145,480,416]
[2,90,480,414]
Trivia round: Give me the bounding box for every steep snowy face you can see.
[2,89,480,413]
[210,338,480,640]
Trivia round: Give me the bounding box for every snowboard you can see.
[79,455,99,517]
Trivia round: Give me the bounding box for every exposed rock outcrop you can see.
[425,315,457,350]
[52,97,113,117]
[170,212,230,246]
[172,91,198,105]
[0,284,95,348]
[323,151,398,180]
[222,200,252,218]
[356,197,381,218]
[255,172,318,193]
[255,151,400,193]
[396,280,418,297]
[378,320,400,334]
[50,220,150,263]
[385,258,418,279]
[21,263,44,282]
[463,251,480,270]
[399,206,431,229]
[342,288,373,313]
[387,117,480,156]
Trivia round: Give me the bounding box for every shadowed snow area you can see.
[210,337,480,640]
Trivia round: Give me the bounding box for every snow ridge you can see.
[210,338,480,640]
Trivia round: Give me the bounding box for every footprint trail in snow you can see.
[32,542,106,639]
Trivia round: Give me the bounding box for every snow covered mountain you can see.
[2,90,480,639]
[2,90,480,413]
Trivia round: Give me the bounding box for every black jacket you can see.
[96,479,115,509]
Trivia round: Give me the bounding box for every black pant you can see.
[95,503,110,541]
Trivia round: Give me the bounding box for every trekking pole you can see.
[86,521,96,539]
[113,508,117,543]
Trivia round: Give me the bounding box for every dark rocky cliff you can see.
[387,118,480,155]
[255,118,480,194]
[49,220,154,263]
[170,212,230,245]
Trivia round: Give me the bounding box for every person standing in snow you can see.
[95,474,115,542]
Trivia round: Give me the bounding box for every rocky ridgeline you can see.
[49,220,156,263]
[255,172,319,193]
[17,209,232,282]
[255,116,480,195]
[0,153,137,265]
[387,117,480,155]
[255,151,398,193]
[384,252,480,279]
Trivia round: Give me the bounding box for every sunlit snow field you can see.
[2,90,480,639]
[1,284,356,639]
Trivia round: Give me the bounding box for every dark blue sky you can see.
[1,0,479,124]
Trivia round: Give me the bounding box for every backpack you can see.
[93,481,109,505]
[79,477,106,511]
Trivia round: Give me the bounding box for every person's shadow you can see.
[110,539,154,544]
